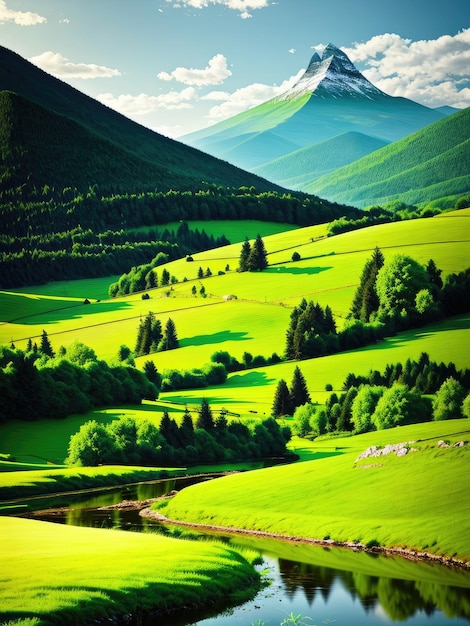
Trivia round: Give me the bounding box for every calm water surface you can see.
[22,478,470,626]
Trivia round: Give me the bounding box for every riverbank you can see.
[0,515,261,626]
[140,504,470,572]
[152,421,470,566]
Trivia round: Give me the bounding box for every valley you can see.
[1,27,469,626]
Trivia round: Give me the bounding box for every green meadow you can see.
[1,211,469,366]
[1,211,470,463]
[158,419,470,561]
[1,212,470,625]
[0,516,260,626]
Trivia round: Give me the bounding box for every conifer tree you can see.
[179,409,195,446]
[289,366,311,410]
[247,234,268,271]
[238,237,251,272]
[196,398,214,430]
[349,247,384,322]
[158,318,179,351]
[40,329,54,357]
[272,379,292,417]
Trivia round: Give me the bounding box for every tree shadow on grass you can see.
[2,294,133,325]
[224,370,276,388]
[181,329,250,348]
[265,265,333,276]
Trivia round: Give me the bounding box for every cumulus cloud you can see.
[97,88,196,115]
[205,69,303,119]
[158,54,231,86]
[29,51,121,79]
[165,0,269,19]
[0,0,46,25]
[343,29,470,108]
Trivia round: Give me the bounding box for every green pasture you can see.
[0,516,259,626]
[1,314,468,465]
[0,465,177,502]
[0,403,174,465]
[159,419,470,561]
[1,212,469,364]
[156,219,301,242]
[159,313,470,415]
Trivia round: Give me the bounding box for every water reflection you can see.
[21,480,470,625]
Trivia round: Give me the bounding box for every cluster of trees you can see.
[107,222,230,297]
[66,399,293,466]
[160,362,227,391]
[135,313,179,356]
[271,366,311,417]
[210,349,282,373]
[0,337,157,424]
[285,299,337,360]
[291,353,470,437]
[348,249,470,330]
[238,234,268,272]
[1,183,359,288]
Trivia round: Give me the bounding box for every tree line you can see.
[291,353,470,437]
[0,336,157,424]
[66,398,293,467]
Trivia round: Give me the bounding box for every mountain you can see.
[182,44,447,183]
[0,45,284,194]
[305,107,470,208]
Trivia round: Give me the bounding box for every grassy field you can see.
[1,211,468,364]
[0,465,179,502]
[158,419,470,561]
[0,516,260,626]
[1,313,468,464]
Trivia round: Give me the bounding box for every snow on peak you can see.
[278,44,386,102]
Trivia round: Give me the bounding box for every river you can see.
[18,476,470,626]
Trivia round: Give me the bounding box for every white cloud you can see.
[97,87,196,115]
[343,29,470,108]
[0,0,46,25]
[29,51,121,79]
[158,54,231,86]
[206,69,303,119]
[59,18,70,24]
[165,0,269,19]
[288,48,296,54]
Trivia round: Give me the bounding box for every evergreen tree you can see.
[247,234,268,271]
[159,410,180,447]
[289,366,311,410]
[272,379,292,417]
[158,318,178,352]
[40,330,54,358]
[196,398,214,430]
[426,258,443,297]
[238,237,251,272]
[143,360,160,388]
[197,266,204,279]
[179,409,195,446]
[349,247,384,322]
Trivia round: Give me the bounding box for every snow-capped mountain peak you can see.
[278,44,386,101]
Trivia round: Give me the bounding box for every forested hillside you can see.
[307,107,470,207]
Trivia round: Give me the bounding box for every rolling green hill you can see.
[307,107,470,207]
[253,131,389,189]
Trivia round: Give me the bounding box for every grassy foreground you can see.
[157,420,470,562]
[0,466,179,503]
[0,516,260,626]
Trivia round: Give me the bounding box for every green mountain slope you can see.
[0,45,282,193]
[307,107,470,207]
[253,131,389,189]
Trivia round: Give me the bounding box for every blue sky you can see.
[1,0,468,137]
